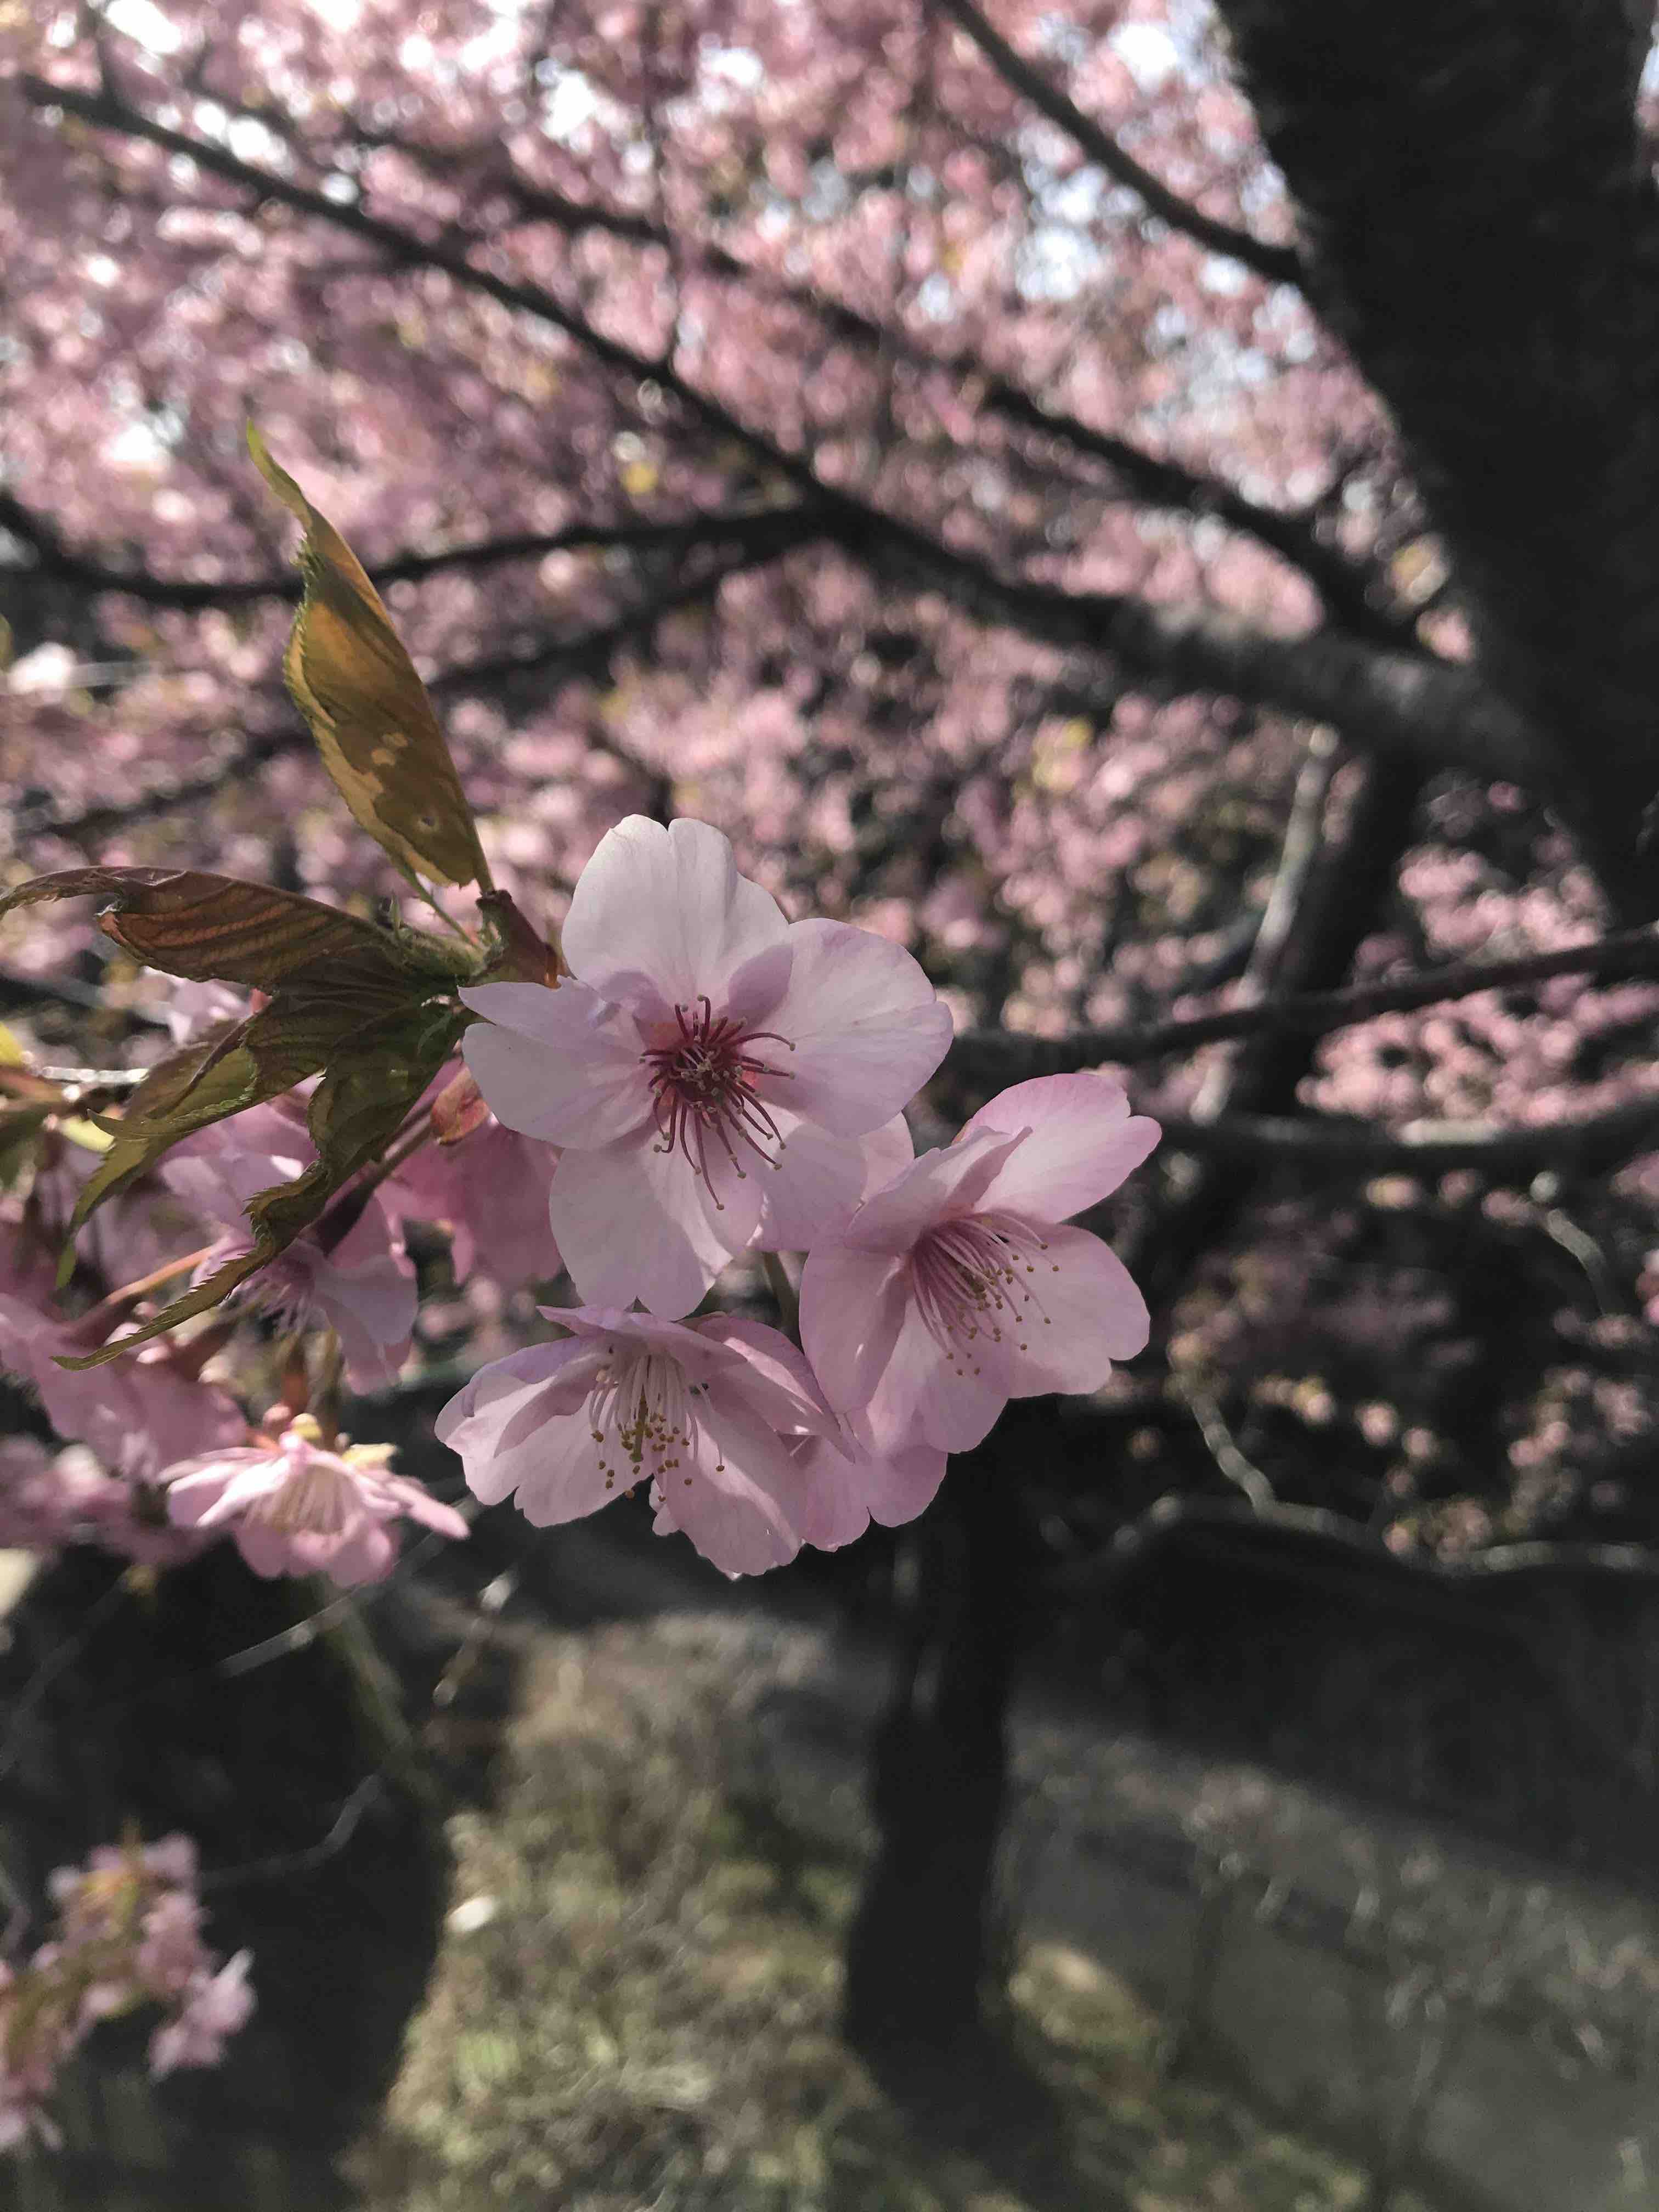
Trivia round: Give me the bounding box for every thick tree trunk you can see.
[842,1446,1023,2059]
[1216,0,1659,917]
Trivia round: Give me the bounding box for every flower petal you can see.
[436,1340,601,1505]
[548,1131,760,1318]
[964,1073,1161,1222]
[790,1431,948,1549]
[754,1114,909,1251]
[798,1243,911,1418]
[538,1305,733,1380]
[1000,1221,1151,1396]
[868,1441,949,1526]
[461,980,653,1147]
[865,1300,1009,1454]
[561,816,790,1017]
[653,1386,804,1574]
[838,1125,1025,1254]
[758,918,952,1135]
[695,1313,835,1435]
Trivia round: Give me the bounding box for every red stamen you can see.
[640,996,794,1207]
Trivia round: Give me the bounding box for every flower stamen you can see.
[587,1343,723,1492]
[641,995,795,1207]
[909,1210,1058,1376]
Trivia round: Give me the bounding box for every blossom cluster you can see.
[438,817,1160,1573]
[1,1835,253,2152]
[0,815,1153,1586]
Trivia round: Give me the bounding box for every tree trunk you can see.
[1216,0,1659,916]
[842,1445,1023,2058]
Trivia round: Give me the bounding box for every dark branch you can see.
[949,924,1659,1077]
[0,487,814,608]
[1101,1492,1659,1590]
[15,731,302,847]
[19,77,1536,790]
[21,539,800,845]
[376,124,1384,624]
[1152,1096,1659,1177]
[930,0,1303,287]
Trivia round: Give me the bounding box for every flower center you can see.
[641,997,793,1205]
[256,1443,358,1535]
[909,1210,1058,1374]
[586,1345,722,1493]
[242,1247,318,1331]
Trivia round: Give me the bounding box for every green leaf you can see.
[58,1245,269,1369]
[0,1103,52,1189]
[249,424,490,895]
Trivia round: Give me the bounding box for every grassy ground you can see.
[347,1616,1398,2212]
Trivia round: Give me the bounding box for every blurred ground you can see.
[7,1517,1658,2209]
[347,1610,1389,2212]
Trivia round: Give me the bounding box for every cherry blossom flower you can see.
[148,1952,255,2078]
[6,1834,258,2134]
[162,979,247,1049]
[800,1073,1160,1454]
[161,1418,468,1585]
[0,1438,208,1565]
[766,1427,948,1552]
[437,1306,839,1575]
[0,1291,244,1480]
[461,817,951,1318]
[161,1103,416,1387]
[29,1125,199,1292]
[0,1436,82,1554]
[0,1960,72,2152]
[383,1074,562,1289]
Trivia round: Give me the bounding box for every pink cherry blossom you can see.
[0,1436,83,1554]
[0,1959,71,2152]
[148,1951,255,2078]
[16,1834,256,2121]
[161,1421,469,1585]
[461,817,952,1318]
[775,1427,949,1551]
[384,1105,562,1289]
[0,1438,209,1565]
[162,979,247,1049]
[437,1305,839,1575]
[161,1103,416,1388]
[29,1126,200,1293]
[800,1073,1160,1455]
[0,1290,245,1480]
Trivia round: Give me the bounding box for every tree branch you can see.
[0,488,812,608]
[1150,1096,1659,1177]
[20,538,800,846]
[388,128,1387,625]
[948,924,1659,1078]
[930,0,1303,287]
[19,77,1535,789]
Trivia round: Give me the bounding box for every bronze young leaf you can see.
[59,996,388,1277]
[0,868,419,994]
[248,424,491,895]
[57,1001,468,1368]
[0,868,474,1308]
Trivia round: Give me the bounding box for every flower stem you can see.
[761,1250,800,1337]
